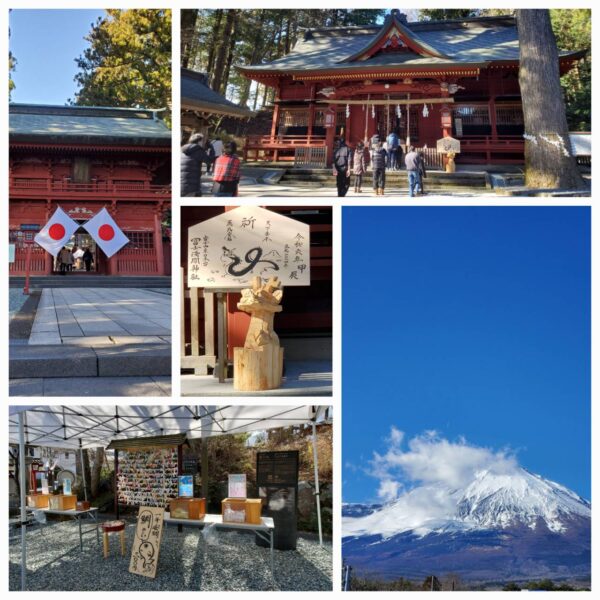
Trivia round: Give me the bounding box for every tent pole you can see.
[79,439,88,501]
[18,412,27,591]
[311,421,323,546]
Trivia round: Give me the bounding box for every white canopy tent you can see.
[9,405,331,591]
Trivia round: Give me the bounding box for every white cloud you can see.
[377,479,401,502]
[371,428,518,490]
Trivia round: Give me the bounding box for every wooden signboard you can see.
[129,506,164,579]
[188,206,311,288]
[257,451,300,488]
[436,136,461,154]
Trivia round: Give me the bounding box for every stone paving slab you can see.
[61,335,167,347]
[29,287,171,345]
[10,377,172,397]
[10,345,97,379]
[96,344,171,377]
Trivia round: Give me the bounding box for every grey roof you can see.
[181,68,253,118]
[240,15,581,75]
[9,103,171,146]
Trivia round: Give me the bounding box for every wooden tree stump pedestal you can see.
[234,346,284,391]
[233,276,284,392]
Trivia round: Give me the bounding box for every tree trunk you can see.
[91,447,104,498]
[516,9,586,189]
[181,9,198,69]
[221,17,238,96]
[211,10,237,93]
[206,10,224,76]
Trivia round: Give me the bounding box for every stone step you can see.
[9,343,171,379]
[9,276,171,289]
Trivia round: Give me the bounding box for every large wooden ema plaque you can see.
[129,506,164,578]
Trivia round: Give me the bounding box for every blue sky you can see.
[10,10,104,105]
[343,207,590,502]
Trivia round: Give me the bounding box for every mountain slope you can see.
[343,468,590,582]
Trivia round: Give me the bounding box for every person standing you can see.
[73,246,84,270]
[416,149,427,195]
[181,133,208,197]
[371,142,388,196]
[65,248,74,272]
[209,136,224,174]
[386,130,399,170]
[333,137,352,197]
[58,247,70,274]
[352,142,368,193]
[204,138,216,175]
[212,141,241,197]
[83,247,94,272]
[405,146,421,198]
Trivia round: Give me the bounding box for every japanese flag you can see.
[34,207,78,257]
[83,208,129,258]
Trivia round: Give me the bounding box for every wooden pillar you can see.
[154,208,165,276]
[114,449,119,519]
[489,98,498,141]
[325,104,337,167]
[108,202,118,275]
[307,84,316,141]
[44,200,53,275]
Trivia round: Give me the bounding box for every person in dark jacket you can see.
[416,149,427,195]
[333,137,352,197]
[204,139,216,174]
[181,133,208,196]
[82,247,94,272]
[371,142,388,195]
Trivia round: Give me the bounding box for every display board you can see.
[256,451,300,487]
[117,448,178,507]
[257,451,300,551]
[187,206,311,288]
[436,136,461,154]
[228,474,247,498]
[178,475,193,498]
[129,506,164,579]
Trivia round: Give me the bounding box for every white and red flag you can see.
[34,207,78,256]
[83,208,129,258]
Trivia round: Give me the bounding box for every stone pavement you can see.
[28,288,171,345]
[9,288,172,394]
[9,376,171,397]
[181,360,332,397]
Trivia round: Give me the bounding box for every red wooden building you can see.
[9,104,171,276]
[240,11,584,166]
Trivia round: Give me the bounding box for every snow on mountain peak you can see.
[343,467,590,539]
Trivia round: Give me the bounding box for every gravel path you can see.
[9,518,332,591]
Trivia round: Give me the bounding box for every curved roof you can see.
[240,14,582,77]
[182,68,254,118]
[9,103,171,146]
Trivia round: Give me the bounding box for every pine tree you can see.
[72,9,171,117]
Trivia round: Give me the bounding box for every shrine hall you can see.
[9,104,171,277]
[240,10,585,167]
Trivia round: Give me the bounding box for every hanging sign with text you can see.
[188,206,311,288]
[436,137,461,154]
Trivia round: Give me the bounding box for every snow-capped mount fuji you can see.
[343,468,590,583]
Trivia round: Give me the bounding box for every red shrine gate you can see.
[9,104,171,277]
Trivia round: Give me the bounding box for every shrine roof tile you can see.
[9,104,171,146]
[181,68,254,118]
[240,16,580,75]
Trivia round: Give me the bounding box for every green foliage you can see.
[419,9,479,21]
[350,575,417,591]
[72,9,171,122]
[184,9,386,108]
[9,51,16,98]
[550,9,591,130]
[503,581,521,591]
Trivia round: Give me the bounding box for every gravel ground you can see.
[9,518,332,591]
[9,289,29,320]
